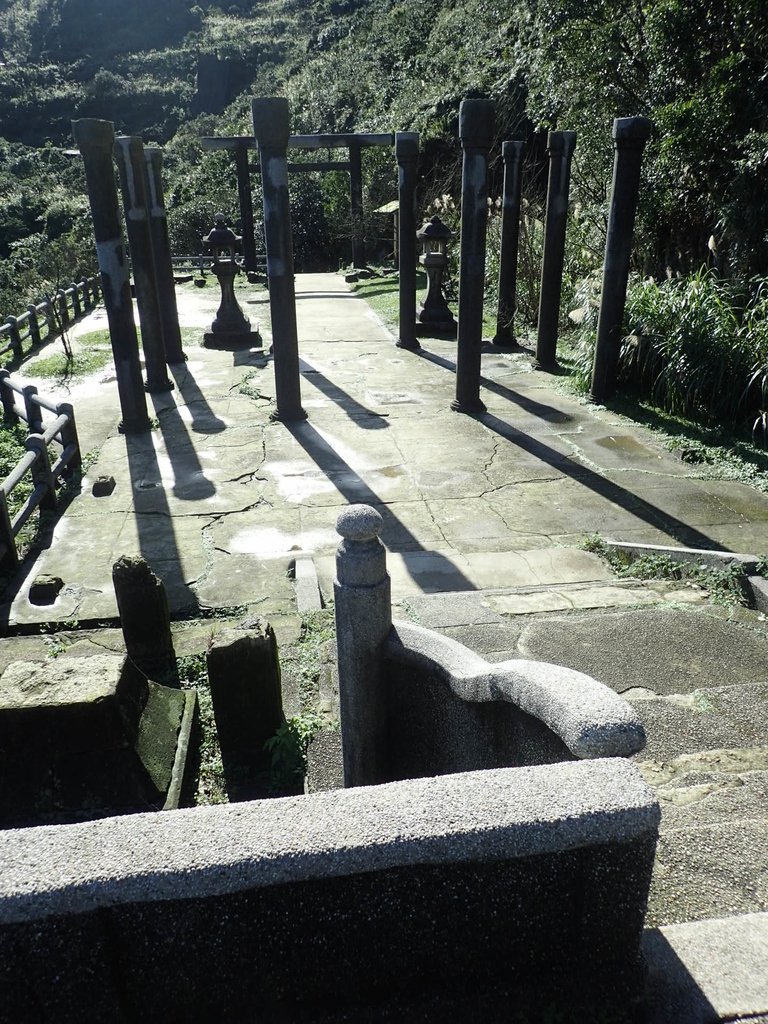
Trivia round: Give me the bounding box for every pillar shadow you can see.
[294,291,359,300]
[123,429,202,616]
[150,391,217,502]
[641,929,720,1023]
[287,420,477,592]
[299,357,390,429]
[418,348,569,421]
[417,346,730,550]
[480,411,729,550]
[169,362,227,434]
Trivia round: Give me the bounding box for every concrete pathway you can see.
[5,271,768,626]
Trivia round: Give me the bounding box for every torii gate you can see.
[201,132,393,270]
[203,99,421,423]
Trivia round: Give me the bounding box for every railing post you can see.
[114,135,173,394]
[252,96,307,422]
[144,146,185,364]
[27,305,41,348]
[6,317,22,361]
[22,384,42,433]
[333,504,392,788]
[492,140,525,350]
[70,282,82,318]
[56,289,70,329]
[590,116,653,403]
[72,117,151,434]
[56,401,81,477]
[395,131,420,352]
[26,434,57,512]
[535,130,577,372]
[452,98,494,415]
[43,298,56,340]
[0,490,18,567]
[0,369,16,423]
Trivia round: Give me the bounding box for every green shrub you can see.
[571,268,768,432]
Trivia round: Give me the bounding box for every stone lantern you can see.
[416,215,456,335]
[203,213,261,349]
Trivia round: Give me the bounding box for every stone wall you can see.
[0,758,659,1022]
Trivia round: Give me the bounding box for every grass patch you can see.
[351,270,406,331]
[25,329,113,381]
[583,534,757,607]
[568,268,768,434]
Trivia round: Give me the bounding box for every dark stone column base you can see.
[203,330,262,351]
[269,406,308,423]
[396,337,421,351]
[450,397,487,414]
[490,333,524,351]
[533,359,563,374]
[118,416,152,435]
[145,377,175,394]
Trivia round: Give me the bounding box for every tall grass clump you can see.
[571,268,768,433]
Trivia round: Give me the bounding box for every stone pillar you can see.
[71,119,150,434]
[395,131,420,351]
[333,504,392,788]
[452,98,494,414]
[590,117,653,403]
[234,140,259,275]
[535,131,577,371]
[143,147,185,364]
[112,555,176,683]
[349,138,365,269]
[113,136,173,394]
[251,97,307,422]
[492,140,525,349]
[206,618,284,791]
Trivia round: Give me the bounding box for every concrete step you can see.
[638,752,768,926]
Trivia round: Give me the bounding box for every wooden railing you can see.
[0,371,81,568]
[0,277,101,366]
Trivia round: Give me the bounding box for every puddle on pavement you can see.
[226,526,335,558]
[593,434,657,457]
[365,391,420,405]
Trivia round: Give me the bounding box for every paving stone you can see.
[646,819,768,927]
[644,913,768,1023]
[631,684,768,763]
[518,607,768,695]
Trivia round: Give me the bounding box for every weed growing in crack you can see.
[177,652,227,805]
[282,607,336,708]
[583,535,755,606]
[265,710,326,790]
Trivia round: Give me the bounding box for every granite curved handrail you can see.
[385,620,646,759]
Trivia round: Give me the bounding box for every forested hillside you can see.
[0,0,767,427]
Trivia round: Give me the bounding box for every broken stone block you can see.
[92,475,116,497]
[112,555,176,683]
[0,654,197,827]
[206,618,284,793]
[28,574,64,605]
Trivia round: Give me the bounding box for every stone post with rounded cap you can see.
[333,504,392,788]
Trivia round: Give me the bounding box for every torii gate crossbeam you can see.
[202,133,394,269]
